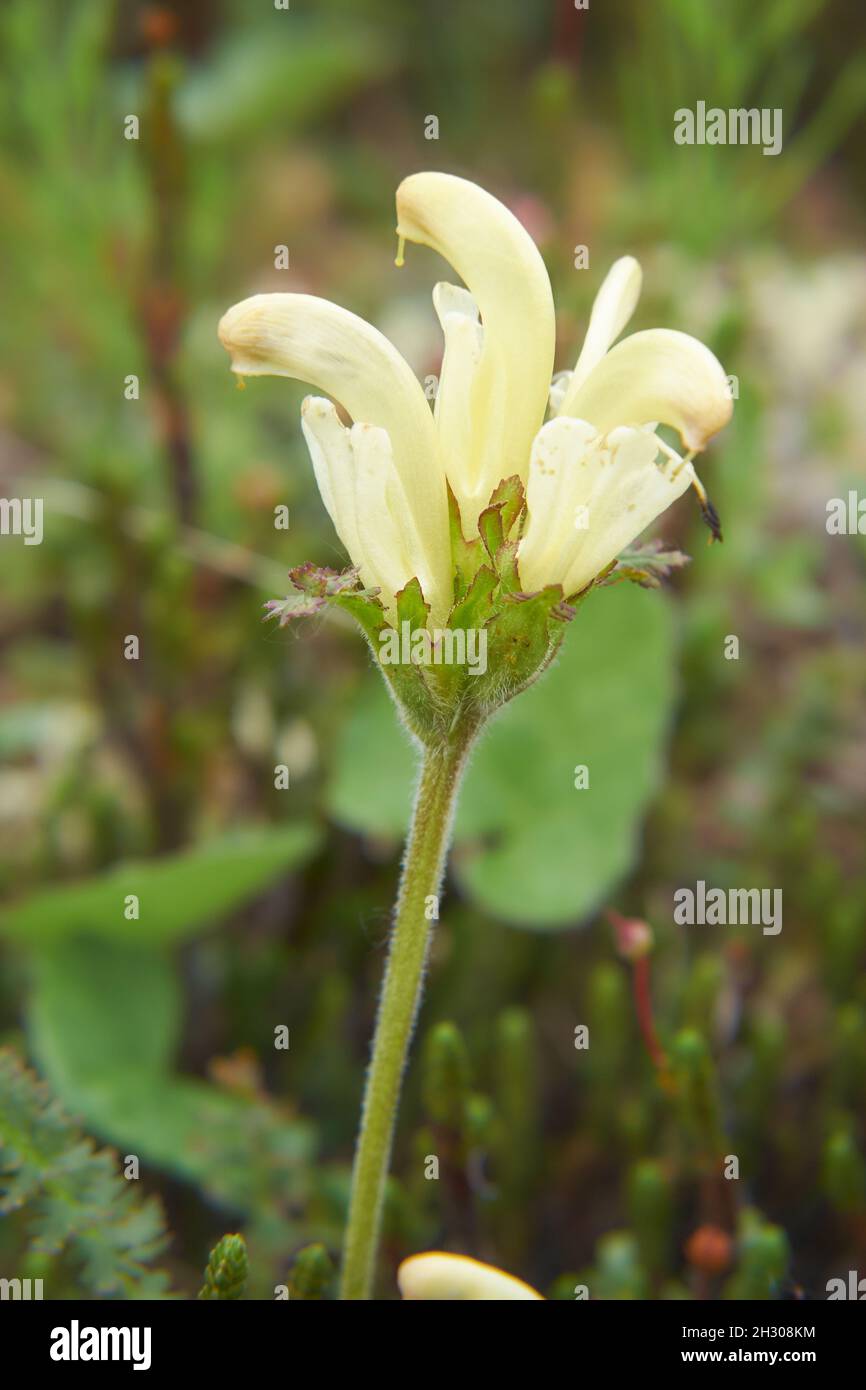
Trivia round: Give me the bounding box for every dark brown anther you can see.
[698,492,723,543]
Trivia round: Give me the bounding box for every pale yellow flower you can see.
[218,172,732,620]
[397,1251,543,1301]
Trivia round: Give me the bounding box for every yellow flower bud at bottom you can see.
[397,1252,543,1300]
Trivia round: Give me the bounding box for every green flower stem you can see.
[339,714,481,1300]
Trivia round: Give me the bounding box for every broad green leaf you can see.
[1,822,320,946]
[29,939,179,1084]
[27,938,314,1208]
[329,688,421,838]
[327,585,677,927]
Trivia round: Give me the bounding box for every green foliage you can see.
[491,1008,537,1258]
[723,1210,790,1300]
[821,1128,866,1213]
[199,1234,248,1300]
[0,1048,171,1298]
[328,584,676,925]
[606,0,866,252]
[627,1160,673,1277]
[422,1022,471,1132]
[493,1008,536,1177]
[603,541,691,590]
[670,1030,726,1161]
[1,824,320,946]
[587,1231,650,1300]
[26,938,315,1224]
[176,22,395,144]
[288,1242,336,1300]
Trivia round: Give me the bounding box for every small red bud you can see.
[684,1224,733,1275]
[608,909,653,961]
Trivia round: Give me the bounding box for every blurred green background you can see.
[1,0,865,1300]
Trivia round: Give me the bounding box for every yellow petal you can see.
[397,1252,544,1301]
[517,417,598,592]
[431,281,484,529]
[519,417,693,595]
[396,172,555,515]
[300,396,363,565]
[548,370,572,414]
[301,398,436,619]
[561,328,733,452]
[350,421,431,610]
[563,255,643,403]
[218,292,450,619]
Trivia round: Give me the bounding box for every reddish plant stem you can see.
[632,954,668,1072]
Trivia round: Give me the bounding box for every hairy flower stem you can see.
[339,714,481,1300]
